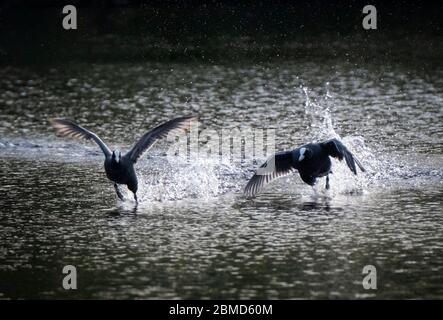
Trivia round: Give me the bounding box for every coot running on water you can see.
[244,139,365,197]
[50,117,194,203]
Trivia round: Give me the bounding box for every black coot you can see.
[244,139,365,196]
[50,116,194,203]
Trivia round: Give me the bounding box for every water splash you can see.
[136,153,243,203]
[301,85,443,195]
[300,85,366,194]
[302,84,338,142]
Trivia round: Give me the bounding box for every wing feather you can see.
[244,151,297,197]
[126,116,195,163]
[321,139,365,174]
[50,118,111,157]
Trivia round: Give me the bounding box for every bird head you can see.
[112,149,122,164]
[298,147,313,162]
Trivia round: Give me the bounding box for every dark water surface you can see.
[1,55,443,298]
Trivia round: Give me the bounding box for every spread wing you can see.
[244,151,297,197]
[50,118,111,157]
[126,116,195,163]
[321,139,365,174]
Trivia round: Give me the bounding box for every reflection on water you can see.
[0,58,442,299]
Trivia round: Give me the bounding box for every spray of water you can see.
[134,151,243,204]
[300,84,370,195]
[301,84,442,196]
[303,84,337,142]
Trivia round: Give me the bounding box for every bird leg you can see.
[114,183,125,201]
[325,175,330,190]
[133,193,138,203]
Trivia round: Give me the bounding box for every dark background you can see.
[0,0,442,64]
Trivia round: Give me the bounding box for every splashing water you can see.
[135,152,244,203]
[303,84,338,142]
[133,84,379,202]
[127,85,393,201]
[300,85,369,195]
[301,85,443,196]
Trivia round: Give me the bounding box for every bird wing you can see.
[321,139,365,174]
[50,118,112,157]
[126,116,195,163]
[244,151,297,197]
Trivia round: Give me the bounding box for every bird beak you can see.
[298,147,306,162]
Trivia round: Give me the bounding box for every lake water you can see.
[0,56,442,298]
